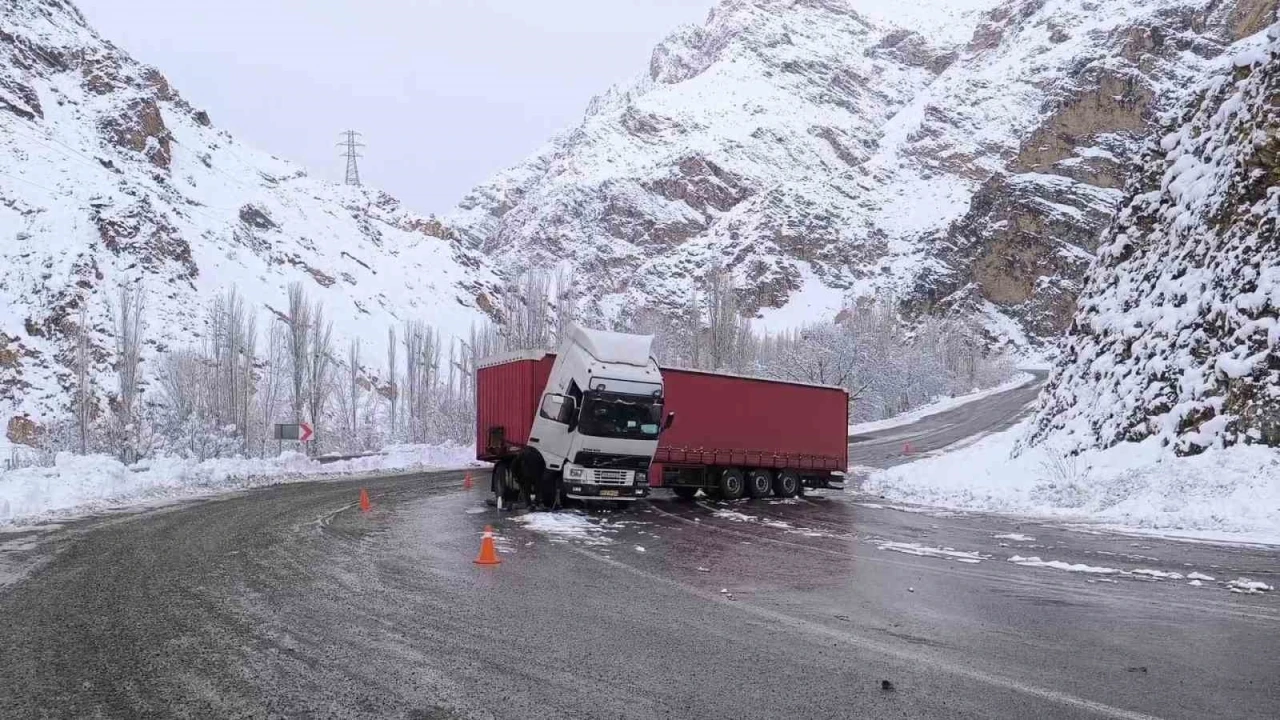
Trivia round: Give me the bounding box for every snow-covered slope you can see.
[1031,23,1280,454]
[0,0,500,434]
[442,0,1275,346]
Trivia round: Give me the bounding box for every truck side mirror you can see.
[663,412,676,431]
[539,394,576,425]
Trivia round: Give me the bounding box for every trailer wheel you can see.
[718,468,746,501]
[746,469,773,498]
[773,470,800,498]
[672,486,698,501]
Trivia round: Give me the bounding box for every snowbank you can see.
[848,372,1036,435]
[0,444,481,527]
[863,420,1280,545]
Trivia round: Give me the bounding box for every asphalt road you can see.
[1,377,1277,719]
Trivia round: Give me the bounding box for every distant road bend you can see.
[2,370,1277,719]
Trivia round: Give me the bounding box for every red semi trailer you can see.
[476,348,848,502]
[653,366,848,499]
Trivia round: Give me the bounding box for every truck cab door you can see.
[531,393,576,469]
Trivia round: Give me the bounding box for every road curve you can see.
[2,373,1278,719]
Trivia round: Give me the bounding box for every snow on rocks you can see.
[0,444,480,526]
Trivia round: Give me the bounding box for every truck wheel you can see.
[493,461,519,503]
[718,468,746,501]
[672,486,698,501]
[746,469,773,498]
[773,470,800,498]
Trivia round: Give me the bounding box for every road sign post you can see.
[273,423,314,455]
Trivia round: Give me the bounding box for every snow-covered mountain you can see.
[1030,22,1280,454]
[0,0,500,434]
[440,0,1275,343]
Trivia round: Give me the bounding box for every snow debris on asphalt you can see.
[0,444,480,526]
[1131,569,1185,580]
[1187,572,1216,581]
[865,418,1280,545]
[512,512,616,546]
[712,510,758,523]
[875,541,989,563]
[993,533,1036,542]
[1008,556,1121,574]
[634,545,646,553]
[847,373,1035,435]
[1225,578,1274,594]
[1188,580,1204,587]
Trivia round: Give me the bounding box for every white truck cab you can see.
[528,324,671,503]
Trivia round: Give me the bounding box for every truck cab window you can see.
[578,391,663,440]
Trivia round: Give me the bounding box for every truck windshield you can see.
[577,391,663,440]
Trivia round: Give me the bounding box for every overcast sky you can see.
[76,0,713,214]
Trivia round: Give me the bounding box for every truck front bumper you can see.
[565,484,650,501]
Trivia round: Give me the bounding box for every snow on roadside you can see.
[865,419,1280,545]
[0,444,481,527]
[848,372,1036,435]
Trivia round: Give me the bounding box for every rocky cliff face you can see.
[442,0,1276,346]
[0,0,500,432]
[1030,22,1280,454]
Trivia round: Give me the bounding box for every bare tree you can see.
[286,283,313,426]
[386,325,398,440]
[74,300,92,454]
[258,319,288,455]
[113,283,146,462]
[305,299,334,454]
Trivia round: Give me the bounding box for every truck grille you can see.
[591,469,630,485]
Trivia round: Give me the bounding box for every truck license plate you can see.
[600,490,619,497]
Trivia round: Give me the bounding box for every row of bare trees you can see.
[41,263,1011,464]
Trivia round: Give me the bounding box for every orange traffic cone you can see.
[474,525,501,566]
[359,488,371,512]
[463,472,473,490]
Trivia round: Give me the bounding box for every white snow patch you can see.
[0,444,479,526]
[512,511,616,546]
[866,419,1280,545]
[848,373,1037,435]
[876,541,989,563]
[1130,568,1184,580]
[993,533,1036,542]
[712,510,758,523]
[1225,578,1273,593]
[1186,572,1215,581]
[1008,556,1121,575]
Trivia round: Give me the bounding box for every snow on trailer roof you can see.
[477,348,551,369]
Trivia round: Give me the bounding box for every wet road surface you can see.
[2,377,1278,719]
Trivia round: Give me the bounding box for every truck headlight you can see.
[567,467,584,479]
[635,471,647,485]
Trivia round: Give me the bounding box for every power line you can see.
[337,130,364,186]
